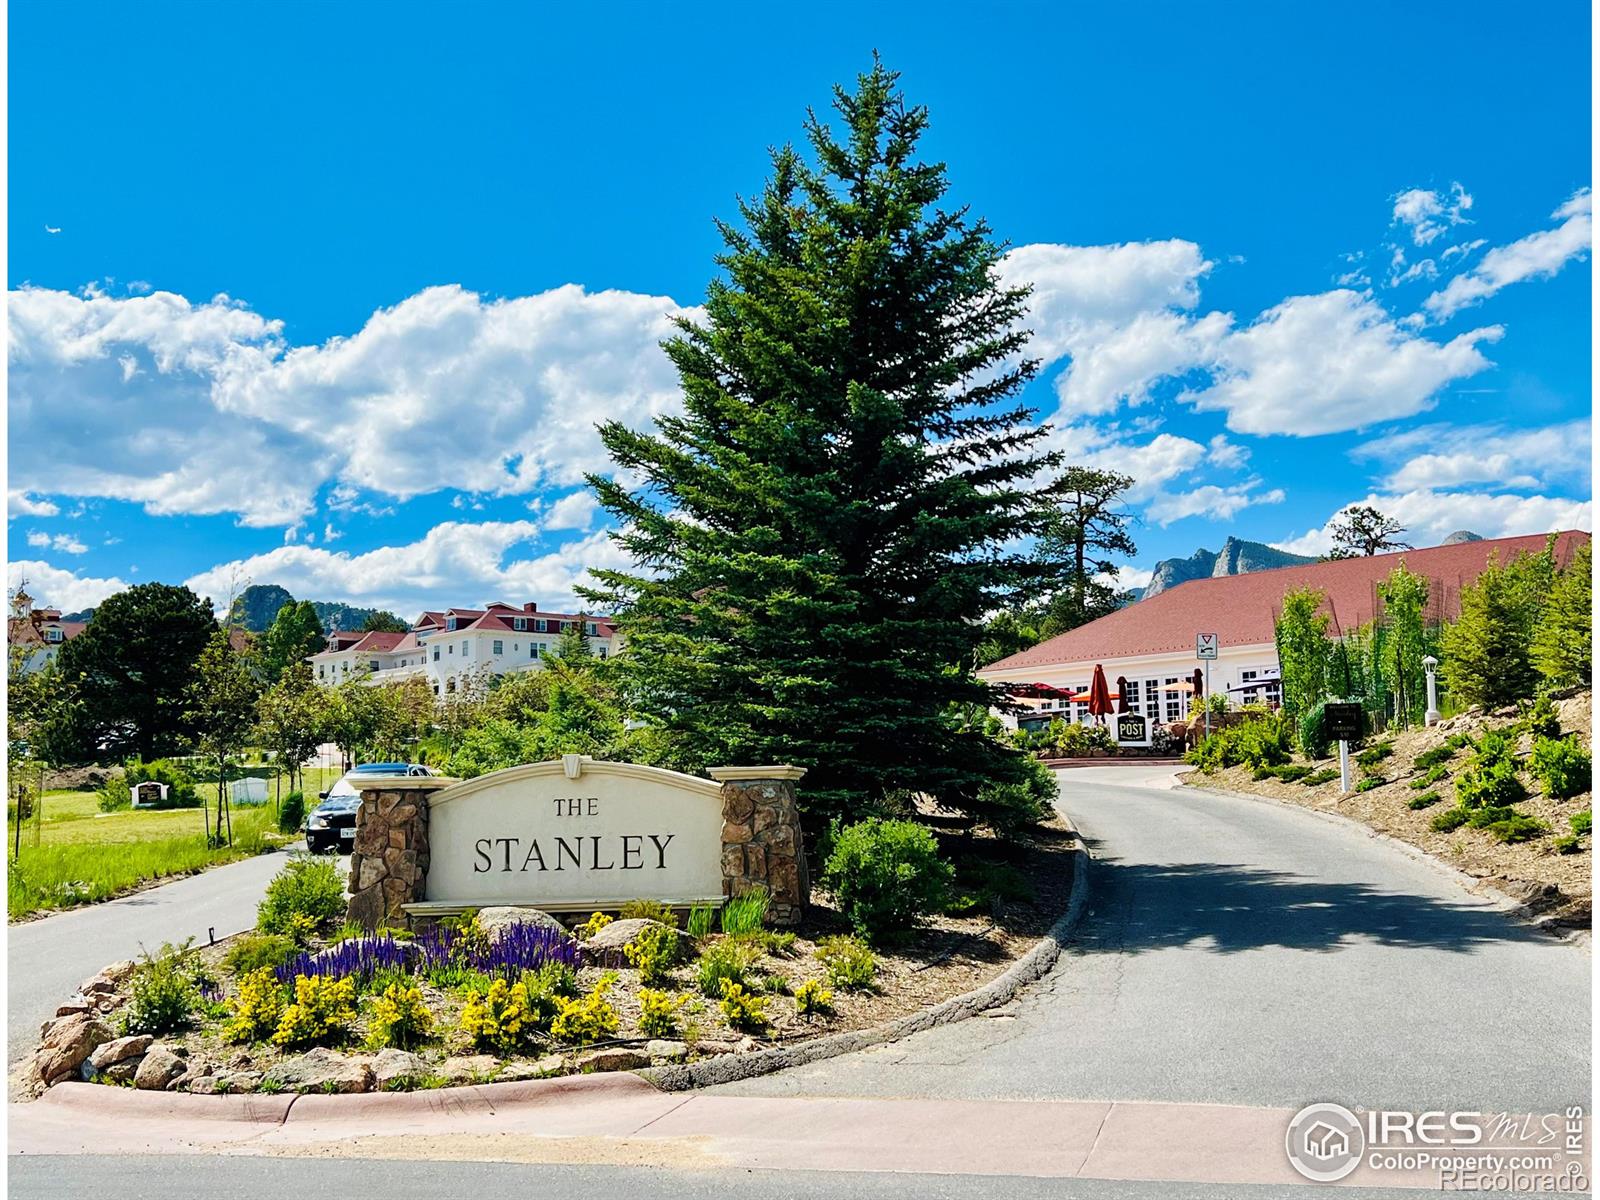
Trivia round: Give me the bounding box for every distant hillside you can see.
[1141,537,1317,599]
[61,607,96,623]
[228,583,402,634]
[1441,530,1484,545]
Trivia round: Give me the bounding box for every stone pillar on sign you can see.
[345,776,456,929]
[708,765,808,928]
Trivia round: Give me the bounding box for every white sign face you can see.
[424,759,725,909]
[1196,632,1219,660]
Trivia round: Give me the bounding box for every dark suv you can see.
[304,763,433,854]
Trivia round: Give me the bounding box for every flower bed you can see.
[20,817,1077,1097]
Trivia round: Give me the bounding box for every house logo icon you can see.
[1285,1103,1364,1181]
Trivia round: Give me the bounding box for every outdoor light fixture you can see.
[1423,655,1440,726]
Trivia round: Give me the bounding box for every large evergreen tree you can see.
[1531,540,1592,689]
[1035,466,1137,638]
[584,62,1058,829]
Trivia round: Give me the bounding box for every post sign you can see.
[1196,633,1219,660]
[1114,713,1150,745]
[1324,702,1364,741]
[423,759,726,910]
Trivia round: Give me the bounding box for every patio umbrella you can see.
[1087,664,1115,724]
[1115,676,1131,713]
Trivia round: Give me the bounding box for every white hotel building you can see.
[309,602,620,695]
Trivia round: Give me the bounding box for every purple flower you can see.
[275,935,411,986]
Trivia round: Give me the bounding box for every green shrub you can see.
[1517,695,1562,740]
[685,904,715,940]
[1466,804,1520,829]
[1414,745,1458,771]
[222,968,284,1043]
[1431,807,1469,832]
[1554,834,1582,854]
[1571,811,1592,837]
[1455,732,1526,810]
[1407,791,1442,810]
[257,856,346,935]
[1529,736,1592,800]
[1411,764,1448,788]
[124,759,201,809]
[820,818,953,940]
[458,977,548,1053]
[122,940,205,1035]
[623,923,680,985]
[1484,813,1548,844]
[720,889,770,938]
[1188,711,1295,774]
[815,935,877,991]
[717,980,768,1033]
[97,778,132,812]
[1355,775,1384,793]
[638,988,684,1038]
[793,979,834,1017]
[223,933,297,977]
[551,975,620,1045]
[278,791,307,835]
[1253,762,1312,783]
[977,754,1056,834]
[366,981,432,1050]
[1355,743,1393,769]
[1298,699,1334,760]
[273,974,357,1049]
[575,911,614,939]
[620,899,677,925]
[1301,768,1341,786]
[695,940,759,998]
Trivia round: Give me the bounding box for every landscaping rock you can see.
[646,1040,688,1062]
[34,1015,114,1085]
[134,1045,187,1091]
[573,1047,650,1073]
[213,1070,263,1094]
[583,917,670,962]
[88,1034,153,1071]
[187,1076,222,1095]
[692,1039,739,1056]
[171,1060,216,1092]
[439,1054,499,1083]
[102,1058,142,1083]
[477,906,567,942]
[54,996,93,1018]
[267,1048,373,1093]
[496,1055,565,1081]
[372,1047,428,1089]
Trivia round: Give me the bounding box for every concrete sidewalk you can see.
[14,1075,1582,1191]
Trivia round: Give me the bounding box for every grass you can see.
[6,775,316,920]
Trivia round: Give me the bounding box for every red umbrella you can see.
[1087,664,1114,723]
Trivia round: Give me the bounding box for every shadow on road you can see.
[1072,835,1540,956]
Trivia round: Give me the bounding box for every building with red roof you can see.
[979,530,1589,731]
[309,601,620,694]
[7,585,88,675]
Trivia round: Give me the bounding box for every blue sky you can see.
[9,2,1592,617]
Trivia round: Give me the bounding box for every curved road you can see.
[721,765,1591,1115]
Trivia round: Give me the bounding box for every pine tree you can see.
[1441,550,1548,709]
[1531,540,1592,689]
[1036,467,1137,637]
[584,61,1058,830]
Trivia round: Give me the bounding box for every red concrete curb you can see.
[283,1069,658,1123]
[37,1081,294,1124]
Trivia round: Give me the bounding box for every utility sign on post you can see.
[1196,633,1219,660]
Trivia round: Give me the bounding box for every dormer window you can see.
[446,616,458,631]
[513,617,527,631]
[44,628,62,643]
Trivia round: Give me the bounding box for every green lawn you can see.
[5,765,354,921]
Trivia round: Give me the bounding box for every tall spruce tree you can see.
[584,62,1058,830]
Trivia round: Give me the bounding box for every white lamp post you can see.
[1423,655,1440,726]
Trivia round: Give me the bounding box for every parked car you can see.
[305,762,434,854]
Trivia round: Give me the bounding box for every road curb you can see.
[1182,780,1591,947]
[642,814,1091,1091]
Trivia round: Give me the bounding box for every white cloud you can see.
[183,520,630,619]
[1392,183,1473,247]
[541,490,600,533]
[25,531,89,555]
[1273,490,1592,556]
[1145,482,1285,526]
[8,491,60,518]
[9,282,695,527]
[1423,189,1592,321]
[1206,434,1249,470]
[1357,420,1591,492]
[1182,290,1501,435]
[6,560,130,612]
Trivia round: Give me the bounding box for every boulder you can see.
[34,1015,114,1085]
[645,1040,688,1062]
[371,1047,428,1089]
[187,1076,222,1095]
[439,1054,500,1083]
[102,1058,142,1083]
[88,1034,153,1071]
[496,1055,565,1081]
[54,996,92,1018]
[582,917,671,961]
[267,1048,373,1094]
[477,906,568,942]
[134,1045,187,1091]
[213,1070,263,1094]
[691,1039,739,1057]
[573,1047,650,1073]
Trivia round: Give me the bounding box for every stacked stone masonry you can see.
[716,772,808,927]
[347,788,431,928]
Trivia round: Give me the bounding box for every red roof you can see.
[411,603,616,637]
[349,630,406,653]
[984,530,1591,672]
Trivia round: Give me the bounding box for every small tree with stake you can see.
[184,630,262,847]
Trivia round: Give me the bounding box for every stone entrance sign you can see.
[347,756,809,928]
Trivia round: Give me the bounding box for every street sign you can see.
[1324,702,1363,741]
[1196,633,1219,660]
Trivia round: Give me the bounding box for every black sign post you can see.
[1323,703,1363,792]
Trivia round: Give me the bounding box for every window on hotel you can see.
[1163,677,1182,722]
[536,619,547,632]
[532,642,545,659]
[446,617,457,631]
[1144,679,1161,722]
[433,647,440,662]
[492,640,503,656]
[370,660,380,671]
[586,622,597,635]
[513,617,527,631]
[462,641,470,657]
[597,646,607,659]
